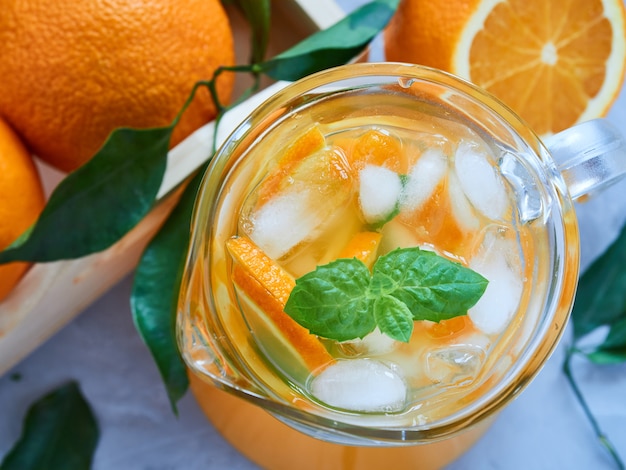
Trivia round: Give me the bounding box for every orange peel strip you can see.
[426,315,473,338]
[337,231,383,269]
[346,129,405,174]
[226,236,333,372]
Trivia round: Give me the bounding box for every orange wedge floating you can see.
[226,236,334,372]
[337,231,383,269]
[399,178,475,256]
[343,128,405,174]
[426,315,473,339]
[255,125,326,207]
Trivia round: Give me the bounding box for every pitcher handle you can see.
[544,118,626,201]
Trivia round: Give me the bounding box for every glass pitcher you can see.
[177,63,626,469]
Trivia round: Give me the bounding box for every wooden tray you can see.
[0,0,346,376]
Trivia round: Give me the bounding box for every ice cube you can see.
[400,148,447,212]
[448,169,480,232]
[468,230,524,335]
[454,141,509,220]
[425,342,487,385]
[248,190,319,259]
[244,147,353,259]
[310,358,407,412]
[359,165,403,224]
[339,328,398,357]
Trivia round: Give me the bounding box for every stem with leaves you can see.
[562,219,626,467]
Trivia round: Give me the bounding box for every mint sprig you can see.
[284,247,488,343]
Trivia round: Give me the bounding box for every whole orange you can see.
[0,0,235,173]
[385,0,626,137]
[0,119,46,301]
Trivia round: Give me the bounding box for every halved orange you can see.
[385,0,626,136]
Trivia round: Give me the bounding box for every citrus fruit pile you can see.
[385,0,626,136]
[0,0,236,300]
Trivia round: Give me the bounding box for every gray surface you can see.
[2,0,626,468]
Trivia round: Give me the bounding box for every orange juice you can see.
[178,64,579,469]
[207,109,544,421]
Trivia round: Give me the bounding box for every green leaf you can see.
[373,295,414,342]
[228,0,271,64]
[584,316,626,364]
[371,248,488,322]
[285,247,486,343]
[284,258,375,341]
[259,0,400,81]
[598,316,626,349]
[1,381,99,470]
[571,223,626,339]
[0,126,172,263]
[586,348,626,365]
[130,165,208,412]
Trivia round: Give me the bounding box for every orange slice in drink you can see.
[426,315,473,338]
[400,178,473,256]
[337,231,383,268]
[340,128,406,175]
[385,0,626,136]
[255,125,326,207]
[243,126,353,260]
[226,236,333,372]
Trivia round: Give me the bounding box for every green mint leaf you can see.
[0,126,171,263]
[259,0,400,81]
[374,295,414,342]
[1,381,99,470]
[571,223,626,340]
[284,258,375,341]
[130,164,209,413]
[285,247,487,343]
[371,248,487,322]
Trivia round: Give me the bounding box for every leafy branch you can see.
[0,0,399,421]
[0,0,398,267]
[565,221,626,469]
